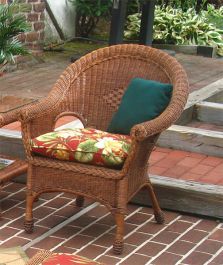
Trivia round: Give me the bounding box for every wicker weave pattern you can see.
[26,250,104,265]
[20,44,189,254]
[26,250,52,265]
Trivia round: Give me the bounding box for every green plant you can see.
[124,12,141,40]
[0,2,30,72]
[155,0,222,12]
[205,4,223,29]
[69,0,112,38]
[125,5,223,56]
[127,0,141,16]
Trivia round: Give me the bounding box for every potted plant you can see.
[0,2,30,76]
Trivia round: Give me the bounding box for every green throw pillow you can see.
[107,78,172,135]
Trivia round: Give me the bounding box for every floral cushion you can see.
[41,253,102,264]
[31,128,132,168]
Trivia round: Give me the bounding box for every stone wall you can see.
[0,0,45,53]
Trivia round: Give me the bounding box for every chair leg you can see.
[24,191,35,233]
[113,212,125,255]
[76,195,84,207]
[146,183,165,224]
[34,196,39,202]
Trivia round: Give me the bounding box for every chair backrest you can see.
[54,44,186,131]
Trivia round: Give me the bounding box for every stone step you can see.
[177,79,223,125]
[194,101,223,126]
[132,175,223,219]
[158,125,223,158]
[187,121,223,133]
[158,80,223,157]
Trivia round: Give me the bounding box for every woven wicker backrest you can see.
[54,44,179,131]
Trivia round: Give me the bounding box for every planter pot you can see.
[197,45,217,58]
[152,44,197,55]
[152,44,217,58]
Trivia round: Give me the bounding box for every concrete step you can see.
[158,125,223,158]
[132,175,223,219]
[194,101,223,126]
[187,121,223,132]
[158,80,223,157]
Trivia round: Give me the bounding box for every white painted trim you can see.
[186,78,223,109]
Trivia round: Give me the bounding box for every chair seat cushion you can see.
[107,78,173,135]
[31,128,132,168]
[33,252,102,264]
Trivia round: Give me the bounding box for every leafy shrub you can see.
[69,0,112,38]
[205,4,223,28]
[0,2,30,71]
[125,5,223,56]
[127,0,141,16]
[156,0,223,11]
[125,13,141,40]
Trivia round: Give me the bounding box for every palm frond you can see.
[0,1,30,65]
[4,38,28,61]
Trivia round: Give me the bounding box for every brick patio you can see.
[0,182,223,265]
[150,148,223,186]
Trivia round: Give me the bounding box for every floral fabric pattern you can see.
[31,128,132,168]
[42,253,102,264]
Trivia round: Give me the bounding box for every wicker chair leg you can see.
[113,212,125,255]
[24,192,35,233]
[146,183,165,224]
[76,195,84,207]
[34,196,39,202]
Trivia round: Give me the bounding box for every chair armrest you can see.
[0,100,38,128]
[19,97,61,158]
[19,97,61,123]
[130,109,178,141]
[18,91,66,149]
[130,75,189,141]
[0,110,19,127]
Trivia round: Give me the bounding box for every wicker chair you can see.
[20,44,189,254]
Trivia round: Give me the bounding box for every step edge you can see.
[167,125,223,138]
[150,175,223,196]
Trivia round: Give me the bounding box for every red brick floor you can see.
[150,147,223,186]
[0,182,222,265]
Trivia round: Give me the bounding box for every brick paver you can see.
[0,182,222,265]
[149,147,223,186]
